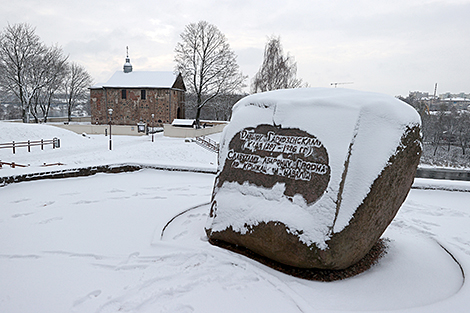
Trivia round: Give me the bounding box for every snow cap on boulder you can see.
[206,88,421,270]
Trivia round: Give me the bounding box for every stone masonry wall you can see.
[90,88,185,126]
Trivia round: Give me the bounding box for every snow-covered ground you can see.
[0,121,218,176]
[1,121,470,312]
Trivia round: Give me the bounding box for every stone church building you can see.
[90,52,186,126]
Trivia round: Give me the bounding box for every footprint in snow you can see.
[132,192,149,197]
[108,188,125,193]
[11,212,33,218]
[172,230,189,240]
[39,217,63,224]
[120,251,140,265]
[73,289,102,307]
[11,198,31,203]
[161,304,194,313]
[150,196,167,199]
[73,200,100,205]
[7,254,41,259]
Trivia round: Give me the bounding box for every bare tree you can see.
[455,111,470,155]
[398,93,431,142]
[175,20,246,127]
[63,62,93,122]
[252,36,305,93]
[0,23,47,122]
[0,92,21,120]
[31,44,68,123]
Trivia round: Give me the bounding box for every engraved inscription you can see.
[228,150,328,181]
[216,125,331,205]
[241,130,323,157]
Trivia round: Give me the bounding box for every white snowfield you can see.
[1,121,470,313]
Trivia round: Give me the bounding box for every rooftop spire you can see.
[123,46,133,73]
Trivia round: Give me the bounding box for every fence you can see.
[194,136,219,153]
[0,138,60,154]
[0,161,28,168]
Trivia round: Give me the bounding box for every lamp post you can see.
[108,108,113,150]
[151,113,155,142]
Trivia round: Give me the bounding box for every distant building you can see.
[425,97,470,111]
[410,91,470,111]
[90,50,186,126]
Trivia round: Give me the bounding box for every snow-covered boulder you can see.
[205,88,422,270]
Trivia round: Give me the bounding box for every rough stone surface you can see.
[206,88,422,270]
[322,126,421,268]
[208,237,390,281]
[215,124,331,204]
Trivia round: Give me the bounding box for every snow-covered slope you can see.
[0,121,218,176]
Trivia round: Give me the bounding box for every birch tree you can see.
[252,36,305,93]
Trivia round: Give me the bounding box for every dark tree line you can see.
[184,92,247,121]
[0,23,93,123]
[399,93,470,163]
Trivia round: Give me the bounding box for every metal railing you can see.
[194,136,219,153]
[0,138,60,154]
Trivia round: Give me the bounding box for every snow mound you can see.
[0,121,85,143]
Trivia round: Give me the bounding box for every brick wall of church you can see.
[90,88,185,126]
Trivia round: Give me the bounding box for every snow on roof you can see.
[172,119,196,127]
[92,71,179,89]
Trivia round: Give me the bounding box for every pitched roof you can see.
[92,71,181,89]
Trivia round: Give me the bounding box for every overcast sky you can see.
[2,0,469,97]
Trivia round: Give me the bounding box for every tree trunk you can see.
[432,133,441,156]
[22,108,28,123]
[195,106,202,129]
[195,93,203,128]
[68,104,72,123]
[31,104,39,123]
[43,100,51,123]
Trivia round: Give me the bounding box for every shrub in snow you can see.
[205,88,422,270]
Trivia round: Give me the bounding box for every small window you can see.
[141,90,146,100]
[121,90,127,99]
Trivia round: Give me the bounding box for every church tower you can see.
[123,46,133,73]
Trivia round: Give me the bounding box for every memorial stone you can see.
[205,88,421,270]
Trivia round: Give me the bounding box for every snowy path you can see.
[1,170,469,313]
